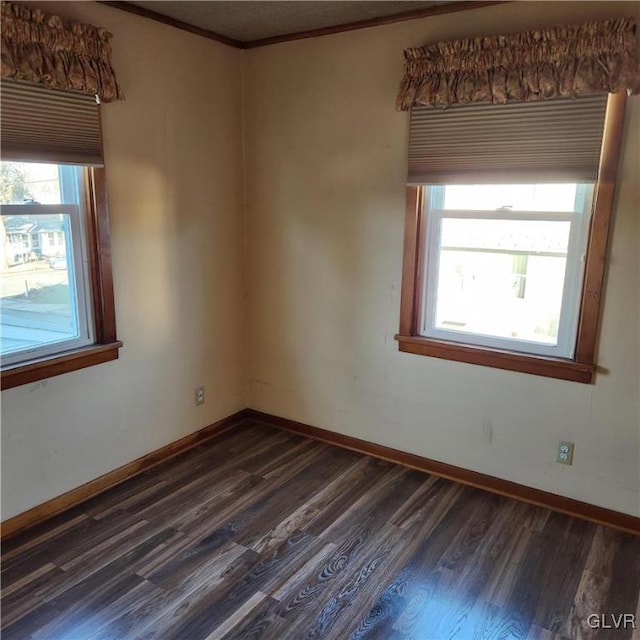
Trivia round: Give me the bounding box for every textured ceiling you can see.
[127,1,455,42]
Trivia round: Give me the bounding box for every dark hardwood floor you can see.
[2,420,639,640]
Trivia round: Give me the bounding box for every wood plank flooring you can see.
[2,420,639,640]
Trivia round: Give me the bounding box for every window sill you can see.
[395,335,594,383]
[1,341,123,390]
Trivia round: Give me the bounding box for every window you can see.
[421,183,592,359]
[1,162,94,365]
[397,93,627,383]
[0,82,121,390]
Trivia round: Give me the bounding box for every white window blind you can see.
[1,80,103,166]
[408,94,608,185]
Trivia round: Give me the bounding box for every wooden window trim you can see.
[396,93,627,383]
[1,167,121,390]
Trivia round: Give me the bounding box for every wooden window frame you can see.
[396,92,627,383]
[1,167,122,390]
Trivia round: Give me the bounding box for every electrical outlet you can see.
[557,440,574,465]
[195,386,205,406]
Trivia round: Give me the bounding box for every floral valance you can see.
[397,17,639,110]
[1,1,122,102]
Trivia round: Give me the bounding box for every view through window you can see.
[0,161,93,365]
[421,183,593,358]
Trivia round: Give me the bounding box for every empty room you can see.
[1,0,639,638]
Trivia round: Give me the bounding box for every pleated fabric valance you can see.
[397,17,639,110]
[1,1,122,102]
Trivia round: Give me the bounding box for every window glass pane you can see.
[441,184,581,212]
[1,213,80,356]
[433,218,571,346]
[0,162,91,364]
[0,161,62,204]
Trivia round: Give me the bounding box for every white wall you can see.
[1,3,246,520]
[244,2,640,516]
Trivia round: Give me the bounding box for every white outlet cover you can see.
[557,440,574,465]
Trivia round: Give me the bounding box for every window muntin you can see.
[420,184,593,358]
[1,162,94,365]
